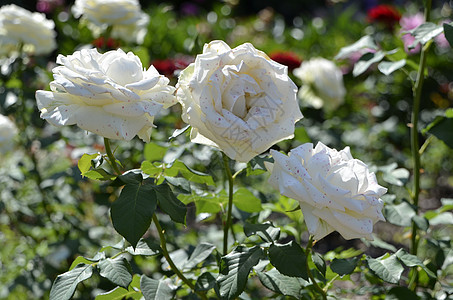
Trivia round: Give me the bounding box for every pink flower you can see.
[435,20,451,49]
[400,13,424,54]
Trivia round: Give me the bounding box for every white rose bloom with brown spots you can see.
[35,48,176,142]
[72,0,149,44]
[176,40,303,163]
[0,4,56,57]
[293,58,346,112]
[266,142,387,240]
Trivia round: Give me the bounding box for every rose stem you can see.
[104,138,122,175]
[408,0,431,291]
[306,236,327,300]
[152,214,208,300]
[222,152,235,255]
[104,138,206,299]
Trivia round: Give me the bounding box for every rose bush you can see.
[35,48,177,142]
[176,40,303,163]
[266,142,387,240]
[293,57,346,112]
[72,0,149,44]
[0,114,18,154]
[0,4,56,56]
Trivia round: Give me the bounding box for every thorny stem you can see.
[306,236,327,300]
[409,0,431,291]
[153,214,207,300]
[222,152,235,255]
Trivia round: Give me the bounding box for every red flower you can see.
[269,51,302,71]
[92,37,120,50]
[152,56,193,77]
[367,5,401,27]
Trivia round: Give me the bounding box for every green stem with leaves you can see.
[222,153,235,255]
[306,236,327,300]
[104,138,206,299]
[104,138,122,175]
[409,0,432,290]
[153,214,207,300]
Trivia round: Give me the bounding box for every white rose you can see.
[293,58,346,112]
[72,0,149,44]
[176,40,303,163]
[35,48,177,142]
[0,4,56,56]
[0,114,18,154]
[266,142,386,240]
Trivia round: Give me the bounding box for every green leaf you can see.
[141,161,163,177]
[383,201,416,227]
[144,142,167,162]
[367,254,404,284]
[98,257,133,289]
[111,171,144,186]
[49,263,94,300]
[257,268,309,299]
[330,257,358,276]
[408,22,444,48]
[424,112,453,148]
[78,153,100,175]
[353,51,385,77]
[84,168,116,181]
[217,245,264,300]
[110,182,157,248]
[362,236,397,252]
[428,212,453,225]
[95,286,142,300]
[195,272,217,292]
[378,59,406,76]
[294,126,311,144]
[443,23,453,47]
[178,193,228,214]
[154,183,187,224]
[140,275,174,300]
[184,242,216,270]
[381,165,410,187]
[125,238,161,256]
[268,241,308,280]
[395,249,436,278]
[69,252,105,270]
[335,35,378,60]
[165,160,215,185]
[233,188,262,213]
[312,252,326,277]
[243,222,280,243]
[412,215,429,231]
[386,286,420,300]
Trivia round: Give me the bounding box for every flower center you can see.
[103,56,143,86]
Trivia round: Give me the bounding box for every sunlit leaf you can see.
[367,254,404,284]
[257,268,309,298]
[140,275,174,300]
[49,263,94,300]
[243,222,280,243]
[98,257,133,289]
[383,201,416,227]
[217,245,264,300]
[233,188,262,213]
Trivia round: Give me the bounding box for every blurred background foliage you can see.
[0,0,452,299]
